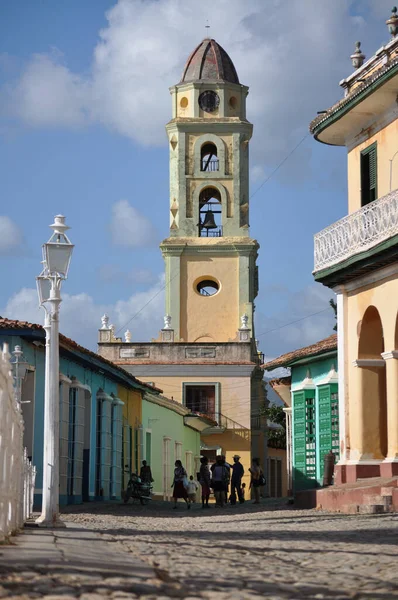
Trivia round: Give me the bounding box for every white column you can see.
[283,407,292,495]
[334,287,348,463]
[381,351,398,463]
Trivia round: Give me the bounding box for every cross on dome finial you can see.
[205,20,210,37]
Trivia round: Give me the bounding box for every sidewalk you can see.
[0,524,165,599]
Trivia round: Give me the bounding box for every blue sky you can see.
[0,0,393,359]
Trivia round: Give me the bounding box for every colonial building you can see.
[310,10,398,485]
[0,317,207,506]
[98,38,267,485]
[264,334,338,495]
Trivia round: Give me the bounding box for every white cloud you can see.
[0,0,388,167]
[1,276,165,350]
[110,199,158,247]
[11,52,89,128]
[0,216,23,255]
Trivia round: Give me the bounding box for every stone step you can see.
[358,504,387,515]
[363,494,392,507]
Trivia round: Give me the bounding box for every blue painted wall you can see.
[0,331,131,508]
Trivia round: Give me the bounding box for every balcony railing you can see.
[201,158,219,172]
[314,189,398,272]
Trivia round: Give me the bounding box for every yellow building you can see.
[310,11,398,484]
[98,38,270,492]
[116,385,142,490]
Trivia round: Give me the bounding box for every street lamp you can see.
[35,215,74,527]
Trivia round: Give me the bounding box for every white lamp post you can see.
[35,215,73,527]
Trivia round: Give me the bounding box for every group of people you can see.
[172,454,265,509]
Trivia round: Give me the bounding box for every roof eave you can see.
[310,60,398,145]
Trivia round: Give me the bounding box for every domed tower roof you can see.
[181,38,239,84]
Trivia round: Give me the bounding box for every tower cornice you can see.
[160,237,259,256]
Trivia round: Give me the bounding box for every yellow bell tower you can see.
[98,39,270,494]
[162,38,259,343]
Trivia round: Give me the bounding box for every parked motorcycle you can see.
[123,472,153,505]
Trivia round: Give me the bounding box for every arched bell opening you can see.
[357,306,387,459]
[198,187,222,237]
[200,142,219,172]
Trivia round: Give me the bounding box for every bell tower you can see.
[98,39,269,488]
[162,38,259,343]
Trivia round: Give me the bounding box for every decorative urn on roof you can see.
[386,7,398,37]
[350,41,365,69]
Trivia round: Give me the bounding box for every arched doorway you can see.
[357,306,387,459]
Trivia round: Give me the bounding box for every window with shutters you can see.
[318,384,339,483]
[305,394,316,480]
[361,142,377,206]
[293,389,318,491]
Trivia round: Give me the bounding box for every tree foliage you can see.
[330,298,337,332]
[262,404,286,448]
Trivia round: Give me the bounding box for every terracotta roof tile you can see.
[0,316,162,394]
[262,334,337,371]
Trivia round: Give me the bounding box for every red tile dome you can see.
[181,38,239,84]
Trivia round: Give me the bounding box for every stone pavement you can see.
[1,500,398,599]
[0,525,165,599]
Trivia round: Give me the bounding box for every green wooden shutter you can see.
[368,146,377,200]
[318,386,332,481]
[293,391,306,489]
[330,385,339,459]
[305,394,316,481]
[361,142,377,205]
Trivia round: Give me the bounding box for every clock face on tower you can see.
[198,90,220,113]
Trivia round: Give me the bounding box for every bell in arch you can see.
[202,210,217,230]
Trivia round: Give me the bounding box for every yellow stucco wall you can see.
[117,385,142,486]
[348,119,398,213]
[180,254,239,342]
[135,375,251,429]
[201,429,251,489]
[346,273,398,461]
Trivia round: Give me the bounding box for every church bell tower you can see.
[162,38,259,343]
[98,39,268,492]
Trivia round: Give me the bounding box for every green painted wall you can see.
[290,353,339,492]
[142,397,200,496]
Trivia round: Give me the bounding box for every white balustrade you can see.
[314,189,398,272]
[0,344,36,542]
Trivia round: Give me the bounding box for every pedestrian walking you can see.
[172,460,189,509]
[249,457,265,504]
[187,475,199,504]
[140,460,154,483]
[230,454,244,505]
[199,456,211,509]
[211,455,230,507]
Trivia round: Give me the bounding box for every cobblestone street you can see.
[1,501,398,600]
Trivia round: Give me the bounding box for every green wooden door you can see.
[293,391,306,489]
[293,389,318,491]
[318,386,332,481]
